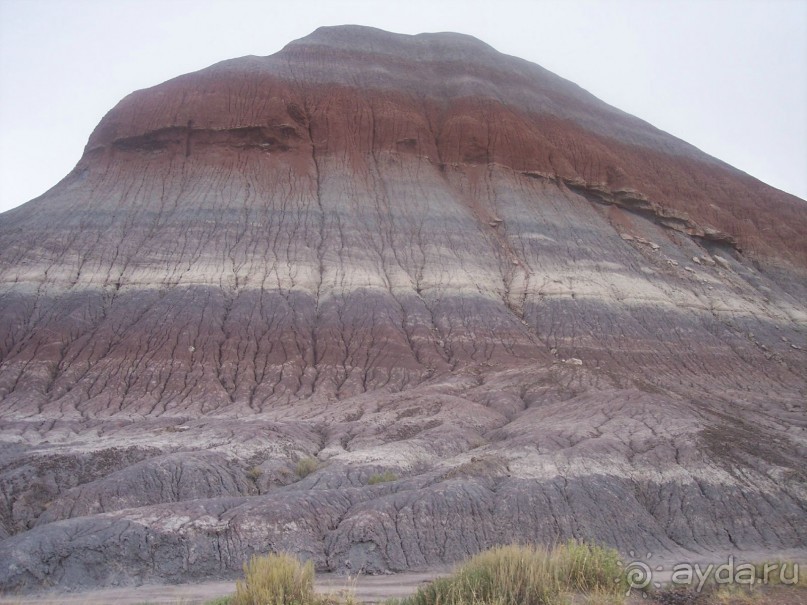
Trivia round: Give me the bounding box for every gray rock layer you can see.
[0,25,805,592]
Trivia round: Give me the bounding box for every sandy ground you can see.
[0,572,442,604]
[2,550,805,605]
[3,573,807,605]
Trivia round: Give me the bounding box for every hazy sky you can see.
[1,0,805,213]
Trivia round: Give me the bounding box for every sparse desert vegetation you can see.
[2,23,806,599]
[226,552,355,605]
[4,549,805,605]
[386,541,626,605]
[230,553,314,605]
[213,542,626,605]
[208,547,806,605]
[295,457,319,478]
[367,471,398,485]
[245,466,262,481]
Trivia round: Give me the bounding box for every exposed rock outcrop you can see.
[0,25,805,592]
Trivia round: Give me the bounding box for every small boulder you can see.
[713,255,731,269]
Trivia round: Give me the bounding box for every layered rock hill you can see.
[0,26,805,592]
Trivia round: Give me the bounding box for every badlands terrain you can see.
[0,25,805,593]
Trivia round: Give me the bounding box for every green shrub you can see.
[368,471,398,485]
[393,541,626,605]
[246,466,263,481]
[204,598,233,605]
[296,457,319,478]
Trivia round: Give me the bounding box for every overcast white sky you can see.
[1,0,805,213]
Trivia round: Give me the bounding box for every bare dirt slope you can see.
[0,25,805,593]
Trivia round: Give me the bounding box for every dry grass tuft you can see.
[388,540,626,605]
[368,471,398,485]
[227,552,357,605]
[296,457,319,478]
[231,553,316,605]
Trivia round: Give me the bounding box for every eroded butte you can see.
[0,25,805,592]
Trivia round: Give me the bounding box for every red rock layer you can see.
[0,25,805,593]
[78,26,806,267]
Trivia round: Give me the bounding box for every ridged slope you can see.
[0,25,805,592]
